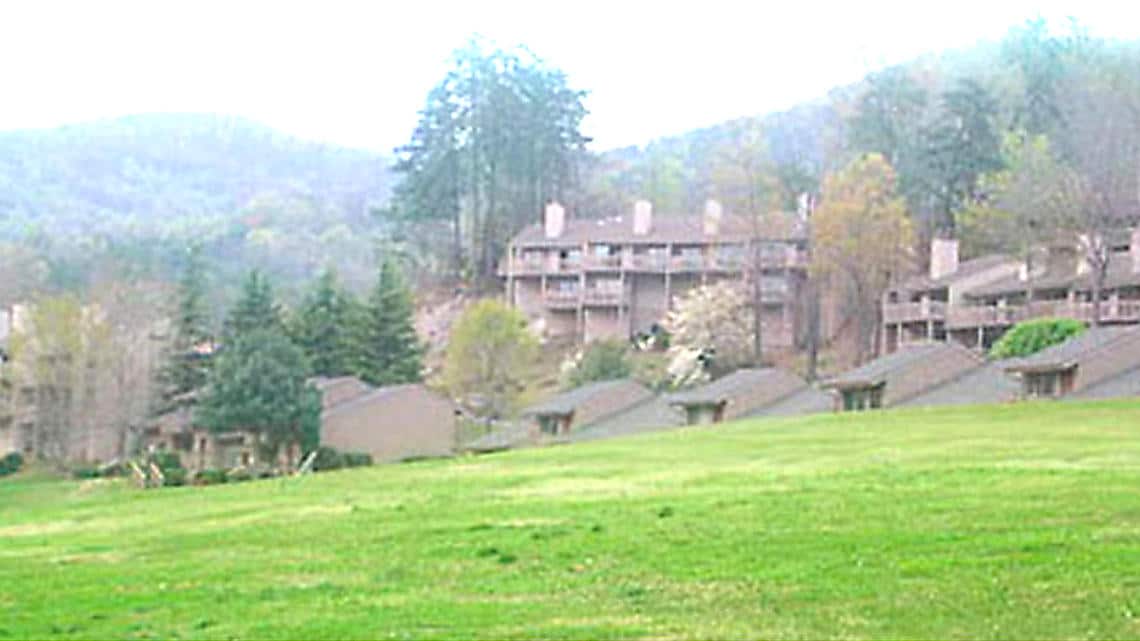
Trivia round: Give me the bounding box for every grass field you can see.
[3,401,1140,640]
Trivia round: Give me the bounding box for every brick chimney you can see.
[929,238,959,280]
[703,199,723,236]
[633,200,652,235]
[544,201,565,239]
[1132,228,1140,273]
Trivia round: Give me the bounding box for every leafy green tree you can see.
[352,259,423,386]
[960,132,1068,305]
[920,78,1005,234]
[393,39,590,280]
[158,245,213,410]
[224,269,282,342]
[1002,17,1067,136]
[196,329,321,460]
[443,299,537,418]
[849,66,930,203]
[562,339,632,389]
[290,268,355,378]
[990,318,1085,359]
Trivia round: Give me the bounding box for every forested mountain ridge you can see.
[0,113,396,306]
[0,113,393,239]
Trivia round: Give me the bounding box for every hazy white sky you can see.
[1,1,1137,152]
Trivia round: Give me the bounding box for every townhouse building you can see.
[500,200,810,347]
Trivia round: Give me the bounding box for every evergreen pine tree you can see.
[289,268,355,377]
[157,245,213,411]
[352,259,423,386]
[224,269,282,342]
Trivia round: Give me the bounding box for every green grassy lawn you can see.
[3,401,1140,640]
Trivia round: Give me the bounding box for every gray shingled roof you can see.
[825,343,974,388]
[747,385,833,417]
[1005,326,1140,372]
[571,396,685,442]
[522,379,648,416]
[667,368,796,406]
[899,361,1019,407]
[512,212,806,247]
[321,383,438,418]
[896,255,1016,292]
[1073,365,1140,399]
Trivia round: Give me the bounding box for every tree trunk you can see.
[805,274,820,382]
[751,240,764,366]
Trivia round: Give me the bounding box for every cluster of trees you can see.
[5,245,425,466]
[164,249,424,462]
[391,39,590,283]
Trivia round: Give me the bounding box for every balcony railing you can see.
[502,247,808,275]
[582,289,625,306]
[626,254,668,271]
[543,290,580,309]
[922,298,1140,329]
[670,255,704,271]
[882,300,948,324]
[581,255,622,271]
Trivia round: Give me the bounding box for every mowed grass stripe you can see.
[2,400,1140,639]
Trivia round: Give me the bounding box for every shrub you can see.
[163,468,187,487]
[192,469,227,486]
[342,452,373,468]
[990,318,1086,359]
[312,446,344,471]
[0,452,24,477]
[71,466,101,480]
[151,451,183,473]
[562,339,632,389]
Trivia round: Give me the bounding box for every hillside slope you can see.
[0,113,392,238]
[0,114,397,301]
[3,400,1140,639]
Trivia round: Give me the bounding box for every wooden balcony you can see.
[582,289,626,306]
[543,290,580,309]
[626,254,668,271]
[938,298,1140,329]
[882,300,947,324]
[670,255,705,272]
[581,255,622,271]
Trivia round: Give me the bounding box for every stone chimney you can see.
[703,199,723,236]
[633,200,653,236]
[544,201,565,239]
[929,237,960,280]
[1131,228,1140,273]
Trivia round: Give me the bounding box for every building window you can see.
[842,387,884,411]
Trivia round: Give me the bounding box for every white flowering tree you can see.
[662,282,755,386]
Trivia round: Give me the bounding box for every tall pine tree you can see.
[224,269,282,343]
[157,245,213,412]
[352,258,423,386]
[290,268,355,377]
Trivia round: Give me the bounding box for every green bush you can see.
[312,446,344,471]
[342,452,373,468]
[563,339,632,389]
[0,452,24,477]
[72,466,101,480]
[151,451,183,473]
[192,469,227,486]
[990,318,1086,359]
[163,468,187,487]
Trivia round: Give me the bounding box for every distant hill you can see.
[0,114,396,304]
[0,113,393,238]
